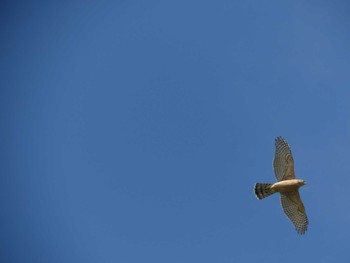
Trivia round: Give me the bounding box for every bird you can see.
[254,136,308,234]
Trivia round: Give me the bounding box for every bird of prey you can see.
[254,136,308,234]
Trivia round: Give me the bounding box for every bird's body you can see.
[254,137,308,234]
[271,179,305,193]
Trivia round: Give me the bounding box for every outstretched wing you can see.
[280,191,308,234]
[273,136,295,181]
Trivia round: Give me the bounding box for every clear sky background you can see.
[2,1,350,262]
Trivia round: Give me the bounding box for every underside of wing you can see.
[273,136,295,181]
[280,191,308,234]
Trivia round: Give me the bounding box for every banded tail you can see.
[254,183,275,200]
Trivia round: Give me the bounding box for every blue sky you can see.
[2,1,350,262]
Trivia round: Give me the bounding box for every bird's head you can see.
[298,179,306,186]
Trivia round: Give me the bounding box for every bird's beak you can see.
[304,181,307,185]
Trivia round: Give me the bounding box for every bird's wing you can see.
[280,191,308,234]
[273,136,295,181]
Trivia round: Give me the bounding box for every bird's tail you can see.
[254,183,275,200]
